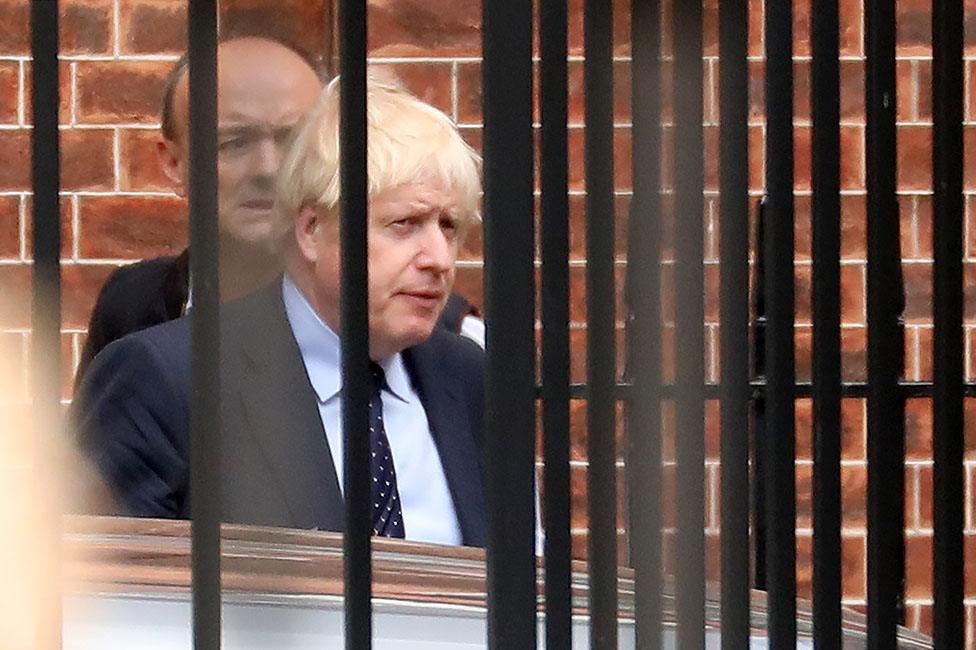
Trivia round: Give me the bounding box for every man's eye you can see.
[218,137,249,152]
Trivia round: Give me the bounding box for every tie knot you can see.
[369,361,387,393]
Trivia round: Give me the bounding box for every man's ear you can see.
[294,204,322,262]
[156,138,186,195]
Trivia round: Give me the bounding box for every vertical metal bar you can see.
[337,0,371,646]
[751,198,768,591]
[540,0,572,646]
[627,0,662,646]
[763,0,797,644]
[865,0,904,645]
[584,0,618,646]
[672,0,705,647]
[482,0,536,647]
[810,0,843,646]
[718,0,750,646]
[186,2,220,649]
[29,2,62,648]
[931,0,965,645]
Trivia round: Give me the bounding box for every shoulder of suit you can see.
[98,254,183,303]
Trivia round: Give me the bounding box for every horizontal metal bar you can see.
[554,381,976,401]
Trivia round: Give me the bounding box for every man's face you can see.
[309,177,463,359]
[163,39,322,248]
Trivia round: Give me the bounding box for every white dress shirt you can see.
[281,275,463,545]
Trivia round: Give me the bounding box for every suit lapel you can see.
[226,284,345,531]
[404,339,486,546]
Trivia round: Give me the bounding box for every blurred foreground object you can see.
[54,516,934,648]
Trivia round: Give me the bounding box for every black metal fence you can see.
[27,0,968,648]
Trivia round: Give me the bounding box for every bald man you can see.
[75,36,324,385]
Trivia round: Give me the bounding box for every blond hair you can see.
[273,71,482,250]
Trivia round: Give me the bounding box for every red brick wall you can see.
[0,0,969,642]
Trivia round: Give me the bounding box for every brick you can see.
[119,129,178,192]
[455,62,480,125]
[916,604,933,637]
[703,398,719,461]
[918,462,933,529]
[840,193,867,260]
[457,218,482,262]
[78,195,187,260]
[749,126,766,192]
[23,196,75,260]
[220,2,331,64]
[969,60,976,124]
[967,127,976,191]
[968,196,976,260]
[967,263,976,323]
[916,60,932,123]
[22,61,72,126]
[794,126,865,191]
[568,529,629,562]
[76,61,171,125]
[0,264,30,327]
[452,264,483,313]
[748,61,764,124]
[796,534,813,599]
[897,0,932,55]
[795,398,813,461]
[905,398,933,460]
[61,263,115,329]
[794,60,811,123]
[0,195,20,259]
[569,464,627,530]
[796,326,812,382]
[121,0,187,54]
[897,126,933,191]
[842,463,867,526]
[61,129,115,191]
[839,60,865,123]
[916,326,932,381]
[567,0,631,57]
[0,0,29,55]
[748,0,764,58]
[0,130,30,190]
[841,533,867,601]
[911,194,932,260]
[903,262,932,323]
[0,60,19,124]
[840,127,866,190]
[841,326,867,381]
[896,60,915,124]
[567,194,631,262]
[381,62,453,118]
[566,400,626,463]
[793,263,865,325]
[905,534,933,599]
[842,398,867,460]
[367,0,480,57]
[61,0,112,55]
[796,462,813,528]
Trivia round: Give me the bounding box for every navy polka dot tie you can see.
[368,362,405,538]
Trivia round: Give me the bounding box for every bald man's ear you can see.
[157,138,187,196]
[295,205,324,262]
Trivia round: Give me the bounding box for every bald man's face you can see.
[161,39,322,249]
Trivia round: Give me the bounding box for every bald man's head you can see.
[157,37,323,248]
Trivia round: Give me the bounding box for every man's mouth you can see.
[240,199,274,211]
[399,290,445,308]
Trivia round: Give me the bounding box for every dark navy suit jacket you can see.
[72,282,488,547]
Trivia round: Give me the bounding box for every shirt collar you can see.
[281,274,411,404]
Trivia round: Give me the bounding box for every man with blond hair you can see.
[73,75,487,547]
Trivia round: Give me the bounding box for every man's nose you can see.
[251,137,281,177]
[417,225,455,273]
